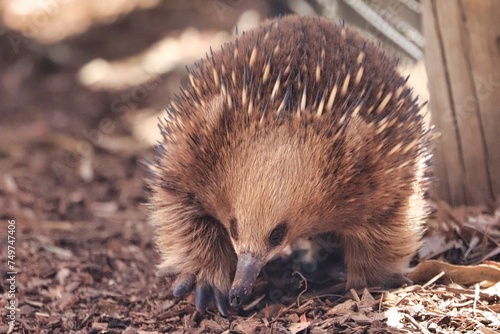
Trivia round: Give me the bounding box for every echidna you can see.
[148,15,429,316]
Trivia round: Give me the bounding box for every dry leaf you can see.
[409,260,500,285]
[326,299,356,315]
[385,308,403,328]
[479,328,500,334]
[419,233,463,259]
[288,322,311,334]
[350,313,372,325]
[483,281,500,297]
[360,288,376,307]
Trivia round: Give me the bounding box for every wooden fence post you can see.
[421,0,500,207]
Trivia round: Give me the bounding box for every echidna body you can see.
[149,15,429,315]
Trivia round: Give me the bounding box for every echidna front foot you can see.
[154,214,236,316]
[194,282,228,316]
[171,271,230,316]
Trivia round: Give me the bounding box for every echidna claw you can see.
[213,287,229,317]
[195,283,211,315]
[172,273,196,298]
[172,274,229,316]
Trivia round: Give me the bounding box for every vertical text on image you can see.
[6,219,17,328]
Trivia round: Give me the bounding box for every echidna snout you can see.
[228,253,263,307]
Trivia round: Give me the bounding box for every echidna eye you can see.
[269,222,288,247]
[230,218,239,240]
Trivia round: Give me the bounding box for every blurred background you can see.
[0,0,427,222]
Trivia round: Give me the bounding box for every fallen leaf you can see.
[409,260,500,286]
[385,308,403,328]
[479,328,500,334]
[350,313,371,325]
[483,281,500,297]
[418,233,463,259]
[326,299,356,315]
[288,321,310,334]
[360,288,376,307]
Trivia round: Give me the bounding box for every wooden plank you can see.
[422,0,465,204]
[422,0,498,206]
[435,0,492,205]
[461,0,500,202]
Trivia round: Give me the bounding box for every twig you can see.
[292,271,308,307]
[242,294,266,311]
[422,271,445,288]
[79,304,98,329]
[349,288,361,303]
[473,283,479,317]
[311,293,344,300]
[296,299,314,313]
[477,299,497,314]
[270,303,297,323]
[395,294,411,307]
[404,314,431,334]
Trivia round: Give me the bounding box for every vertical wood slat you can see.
[461,0,500,203]
[422,0,464,204]
[422,0,499,206]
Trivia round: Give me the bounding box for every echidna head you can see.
[224,130,326,307]
[228,216,291,307]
